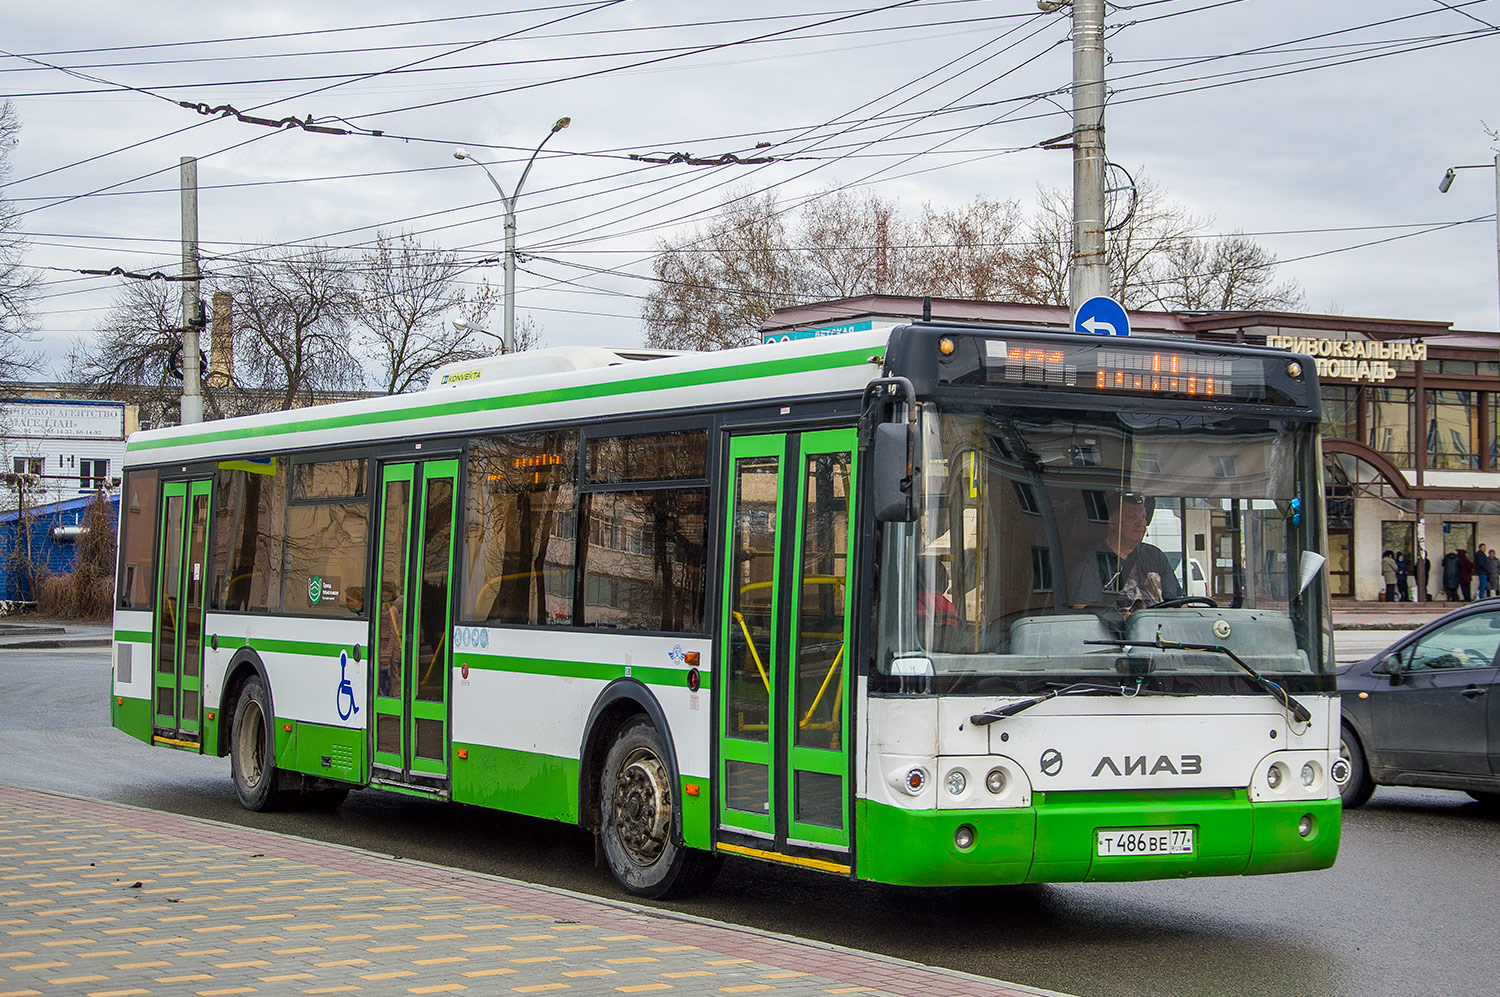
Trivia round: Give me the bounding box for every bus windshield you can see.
[878,400,1333,695]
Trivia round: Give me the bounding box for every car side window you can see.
[1404,614,1500,670]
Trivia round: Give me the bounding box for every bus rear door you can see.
[151,478,212,748]
[717,429,857,872]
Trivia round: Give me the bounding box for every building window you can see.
[1365,388,1414,467]
[1425,390,1478,470]
[1031,547,1053,592]
[11,456,42,476]
[78,458,109,490]
[1319,385,1357,440]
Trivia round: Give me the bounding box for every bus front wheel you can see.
[230,676,289,812]
[599,719,720,899]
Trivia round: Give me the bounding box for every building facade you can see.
[761,296,1500,602]
[1,397,131,513]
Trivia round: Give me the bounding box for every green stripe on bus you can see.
[126,345,878,454]
[115,629,152,645]
[459,651,708,691]
[210,635,355,659]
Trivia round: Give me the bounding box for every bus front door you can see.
[151,478,211,748]
[718,429,857,870]
[371,459,459,793]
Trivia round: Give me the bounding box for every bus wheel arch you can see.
[219,651,272,758]
[578,680,680,836]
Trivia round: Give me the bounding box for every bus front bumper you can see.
[855,791,1340,887]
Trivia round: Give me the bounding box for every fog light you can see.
[945,770,967,796]
[985,767,1007,794]
[1266,763,1283,789]
[1330,758,1351,785]
[905,767,927,794]
[1300,762,1317,788]
[1298,814,1315,837]
[954,824,976,850]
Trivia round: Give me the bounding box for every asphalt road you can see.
[3,646,1497,997]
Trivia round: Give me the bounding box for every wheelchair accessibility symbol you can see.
[335,650,359,721]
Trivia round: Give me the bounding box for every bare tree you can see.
[0,101,38,385]
[642,191,803,351]
[1017,172,1302,310]
[226,245,362,410]
[905,197,1028,300]
[1146,232,1303,311]
[68,279,205,427]
[641,174,1301,350]
[355,231,495,394]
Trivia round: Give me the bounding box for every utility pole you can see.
[180,156,204,425]
[1068,0,1110,312]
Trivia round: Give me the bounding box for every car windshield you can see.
[876,401,1333,695]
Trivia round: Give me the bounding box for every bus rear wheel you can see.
[599,719,720,899]
[230,676,290,812]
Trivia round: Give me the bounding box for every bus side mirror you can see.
[872,422,917,523]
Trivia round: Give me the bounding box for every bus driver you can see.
[1069,491,1182,609]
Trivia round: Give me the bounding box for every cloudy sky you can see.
[4,0,1498,375]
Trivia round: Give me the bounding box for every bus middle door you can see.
[717,429,856,872]
[371,459,459,793]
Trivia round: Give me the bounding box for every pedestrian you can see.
[1477,544,1491,600]
[1442,550,1460,601]
[1381,550,1397,603]
[1415,552,1430,601]
[1393,551,1408,602]
[1457,548,1475,601]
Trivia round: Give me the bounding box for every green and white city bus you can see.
[110,322,1342,897]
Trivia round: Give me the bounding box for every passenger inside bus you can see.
[1067,492,1181,610]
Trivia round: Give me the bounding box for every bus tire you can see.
[230,676,290,812]
[599,718,721,899]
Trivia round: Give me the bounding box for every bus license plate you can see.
[1096,827,1194,857]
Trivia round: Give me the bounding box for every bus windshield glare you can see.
[878,401,1332,694]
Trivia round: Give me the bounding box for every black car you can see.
[1338,600,1500,808]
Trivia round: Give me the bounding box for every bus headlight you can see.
[945,769,967,796]
[1266,763,1285,790]
[1300,762,1318,788]
[985,767,1007,794]
[1330,758,1351,786]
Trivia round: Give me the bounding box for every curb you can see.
[0,636,112,649]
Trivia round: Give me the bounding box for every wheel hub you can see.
[613,747,671,867]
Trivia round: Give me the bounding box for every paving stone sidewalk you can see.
[0,785,1056,997]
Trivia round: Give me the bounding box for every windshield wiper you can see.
[1084,636,1313,724]
[968,681,1183,726]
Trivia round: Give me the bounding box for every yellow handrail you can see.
[732,610,771,692]
[798,643,844,728]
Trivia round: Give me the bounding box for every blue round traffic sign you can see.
[1073,296,1131,337]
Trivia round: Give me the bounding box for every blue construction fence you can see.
[0,494,120,603]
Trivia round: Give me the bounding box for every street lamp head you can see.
[1439,168,1456,194]
[452,319,469,332]
[551,116,571,133]
[453,148,471,162]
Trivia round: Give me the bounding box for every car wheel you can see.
[598,718,721,899]
[1339,726,1375,809]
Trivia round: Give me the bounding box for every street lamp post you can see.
[1438,152,1500,333]
[454,116,571,354]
